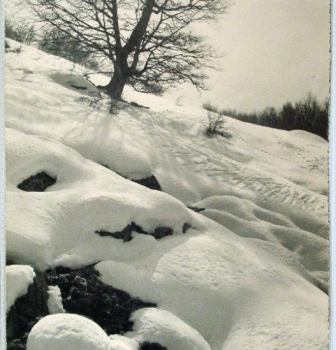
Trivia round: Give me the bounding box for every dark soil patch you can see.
[17,172,56,192]
[140,342,168,350]
[46,265,156,335]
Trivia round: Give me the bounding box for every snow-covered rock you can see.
[27,314,112,350]
[6,265,35,312]
[128,308,211,350]
[47,286,65,314]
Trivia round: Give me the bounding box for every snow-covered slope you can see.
[5,40,329,350]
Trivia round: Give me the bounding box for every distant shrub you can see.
[38,27,101,69]
[5,19,36,45]
[203,101,220,114]
[205,112,232,138]
[206,93,329,140]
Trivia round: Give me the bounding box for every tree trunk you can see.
[104,67,127,100]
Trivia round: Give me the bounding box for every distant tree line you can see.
[203,93,329,141]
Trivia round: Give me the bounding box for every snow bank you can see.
[6,265,35,312]
[128,308,211,350]
[6,128,200,269]
[27,314,112,350]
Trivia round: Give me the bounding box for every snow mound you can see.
[128,308,211,350]
[194,195,328,272]
[27,314,112,350]
[289,129,328,145]
[6,265,35,312]
[6,128,199,269]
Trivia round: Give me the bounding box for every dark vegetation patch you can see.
[17,172,56,192]
[76,96,102,109]
[140,342,168,350]
[95,221,191,242]
[203,93,329,141]
[7,272,49,350]
[46,265,156,335]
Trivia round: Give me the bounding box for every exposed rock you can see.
[140,342,168,350]
[151,227,173,239]
[45,265,156,335]
[95,222,175,241]
[69,84,87,90]
[183,223,192,233]
[130,101,150,109]
[132,175,161,191]
[17,172,56,192]
[7,272,49,348]
[187,206,205,213]
[95,222,145,242]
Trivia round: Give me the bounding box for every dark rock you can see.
[140,342,168,350]
[7,271,49,340]
[187,206,205,213]
[182,223,192,233]
[130,101,150,109]
[17,172,56,192]
[132,175,161,191]
[46,265,156,335]
[151,227,173,239]
[95,221,145,242]
[7,339,26,350]
[95,222,175,241]
[70,84,87,90]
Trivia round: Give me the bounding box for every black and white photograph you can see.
[1,0,332,349]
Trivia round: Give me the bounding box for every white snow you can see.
[128,308,211,350]
[27,314,112,350]
[6,265,35,312]
[5,41,329,350]
[47,286,65,314]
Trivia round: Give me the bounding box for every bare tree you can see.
[25,0,230,99]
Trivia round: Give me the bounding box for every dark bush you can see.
[210,93,329,140]
[38,27,100,69]
[5,19,36,45]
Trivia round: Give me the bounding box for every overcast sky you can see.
[170,0,330,112]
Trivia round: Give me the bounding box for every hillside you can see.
[4,40,329,350]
